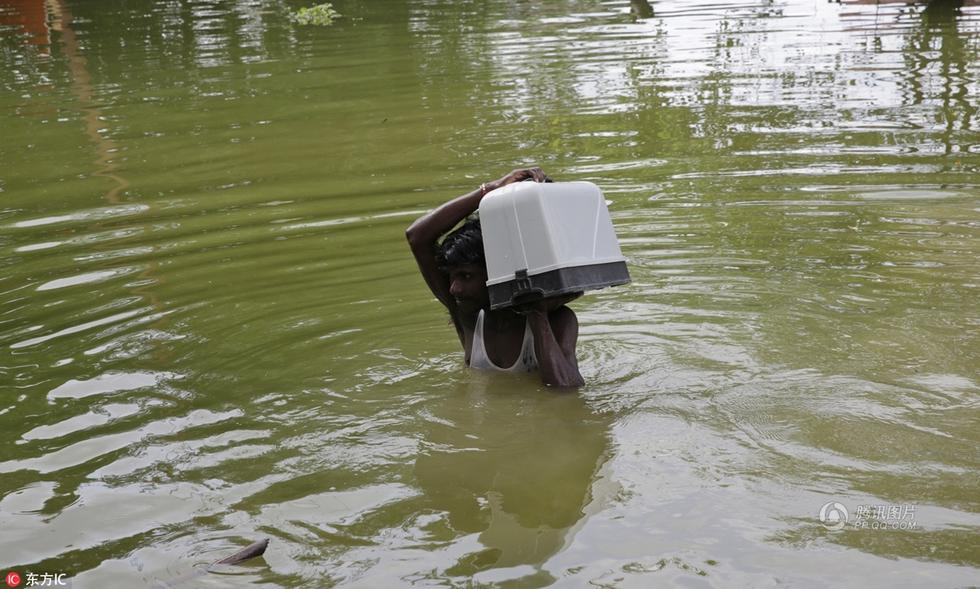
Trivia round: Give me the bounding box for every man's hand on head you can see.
[492,167,549,191]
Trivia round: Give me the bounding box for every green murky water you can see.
[1,0,978,586]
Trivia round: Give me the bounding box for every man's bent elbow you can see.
[405,224,427,250]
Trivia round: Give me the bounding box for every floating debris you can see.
[291,3,340,26]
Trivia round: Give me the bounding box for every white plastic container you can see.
[478,180,630,309]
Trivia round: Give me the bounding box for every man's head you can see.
[437,216,484,270]
[437,217,490,312]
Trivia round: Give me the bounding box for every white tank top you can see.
[468,309,538,373]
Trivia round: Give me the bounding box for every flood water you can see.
[1,0,978,587]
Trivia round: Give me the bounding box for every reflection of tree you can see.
[44,0,173,359]
[0,0,49,46]
[902,0,975,155]
[414,379,611,579]
[47,0,129,204]
[630,0,654,20]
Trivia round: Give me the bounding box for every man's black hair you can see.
[436,216,485,270]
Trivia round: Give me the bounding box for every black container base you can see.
[488,261,630,310]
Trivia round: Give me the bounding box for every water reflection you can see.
[412,374,611,584]
[0,0,49,47]
[902,0,976,154]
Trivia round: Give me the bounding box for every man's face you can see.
[448,264,490,313]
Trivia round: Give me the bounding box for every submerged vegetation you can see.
[291,3,340,26]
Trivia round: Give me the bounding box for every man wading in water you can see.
[406,167,584,388]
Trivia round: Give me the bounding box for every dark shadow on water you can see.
[413,372,613,583]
